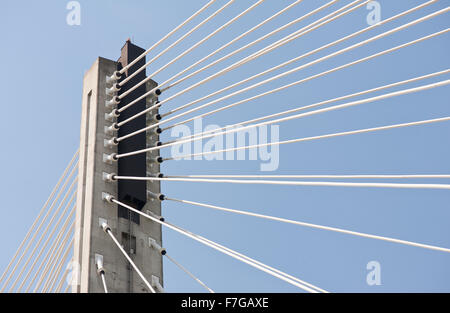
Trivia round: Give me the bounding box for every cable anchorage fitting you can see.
[105,96,121,109]
[105,109,120,122]
[147,172,163,178]
[105,123,119,135]
[95,254,105,275]
[149,237,166,255]
[102,172,117,183]
[146,210,165,222]
[147,99,161,109]
[104,137,119,148]
[147,89,162,100]
[103,153,118,164]
[102,192,115,204]
[106,83,121,96]
[150,113,162,122]
[106,71,121,85]
[147,190,165,201]
[99,218,111,233]
[150,127,162,136]
[148,156,163,164]
[151,275,164,293]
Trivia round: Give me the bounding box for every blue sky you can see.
[0,0,449,292]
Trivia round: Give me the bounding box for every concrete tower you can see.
[73,41,163,293]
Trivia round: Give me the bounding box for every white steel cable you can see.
[172,218,328,293]
[110,198,326,293]
[0,150,78,286]
[24,216,75,292]
[114,176,450,191]
[167,47,450,137]
[103,226,156,293]
[148,0,265,80]
[166,45,450,141]
[45,241,74,293]
[118,0,218,76]
[43,239,73,293]
[164,116,450,161]
[161,0,354,105]
[63,284,70,293]
[121,8,449,140]
[36,229,73,292]
[118,0,338,113]
[117,10,447,141]
[164,219,328,293]
[44,238,74,293]
[166,175,450,180]
[126,0,305,112]
[17,203,76,292]
[161,0,440,122]
[167,198,450,253]
[7,183,77,292]
[33,222,74,292]
[165,253,214,293]
[118,0,235,91]
[0,165,77,291]
[116,78,450,159]
[115,0,352,117]
[1,170,78,293]
[163,0,417,119]
[153,0,304,90]
[55,266,70,293]
[101,273,108,293]
[41,230,75,293]
[163,78,450,156]
[119,0,265,101]
[159,68,450,149]
[162,69,450,142]
[100,272,108,293]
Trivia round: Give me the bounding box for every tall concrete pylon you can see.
[73,41,163,293]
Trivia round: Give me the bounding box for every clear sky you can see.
[0,0,449,292]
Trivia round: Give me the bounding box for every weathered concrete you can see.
[73,56,163,293]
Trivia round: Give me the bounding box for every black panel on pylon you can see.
[116,40,148,224]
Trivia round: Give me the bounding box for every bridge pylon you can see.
[73,40,163,293]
